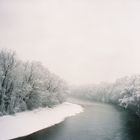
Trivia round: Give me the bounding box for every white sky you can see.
[0,0,140,85]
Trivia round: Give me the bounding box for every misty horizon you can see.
[1,0,140,85]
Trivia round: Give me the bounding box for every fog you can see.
[0,0,140,85]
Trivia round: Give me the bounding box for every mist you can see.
[0,0,140,85]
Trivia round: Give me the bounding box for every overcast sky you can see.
[0,0,140,85]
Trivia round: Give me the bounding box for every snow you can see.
[0,102,84,140]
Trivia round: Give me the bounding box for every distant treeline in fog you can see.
[70,76,140,117]
[0,49,67,115]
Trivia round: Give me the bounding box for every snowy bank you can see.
[0,102,83,140]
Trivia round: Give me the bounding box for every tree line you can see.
[0,49,67,115]
[70,76,140,117]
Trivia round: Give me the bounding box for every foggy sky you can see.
[0,0,140,85]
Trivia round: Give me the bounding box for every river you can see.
[14,99,140,140]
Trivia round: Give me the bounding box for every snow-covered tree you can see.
[0,50,18,114]
[0,49,67,115]
[70,75,140,117]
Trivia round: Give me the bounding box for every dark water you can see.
[14,100,140,140]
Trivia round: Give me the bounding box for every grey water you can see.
[14,99,140,140]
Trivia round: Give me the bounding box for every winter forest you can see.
[0,49,67,115]
[70,75,140,117]
[0,49,140,119]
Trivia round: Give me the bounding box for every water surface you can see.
[14,100,140,140]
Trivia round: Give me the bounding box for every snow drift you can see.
[0,102,83,140]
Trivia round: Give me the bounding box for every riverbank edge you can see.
[0,102,84,140]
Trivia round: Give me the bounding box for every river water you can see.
[14,99,140,140]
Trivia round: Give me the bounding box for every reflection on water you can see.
[14,100,140,140]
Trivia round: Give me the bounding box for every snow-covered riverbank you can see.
[0,102,83,140]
